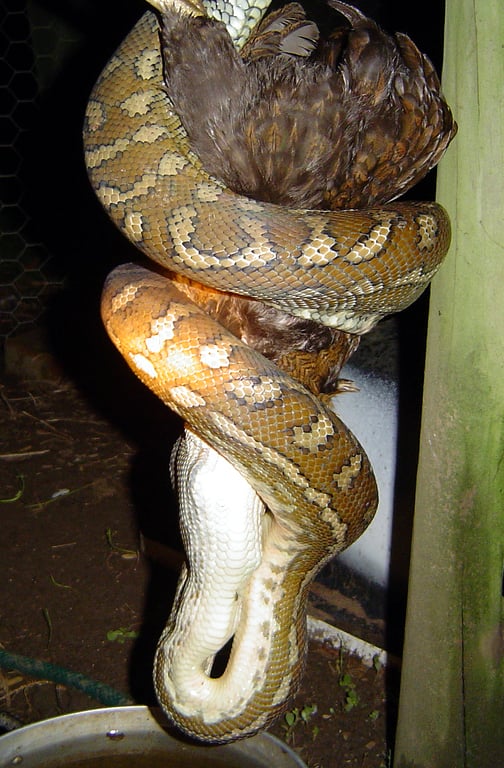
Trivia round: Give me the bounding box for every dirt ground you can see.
[0,332,397,767]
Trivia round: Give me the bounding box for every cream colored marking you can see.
[172,247,220,270]
[111,283,139,313]
[131,353,157,379]
[196,183,223,202]
[170,385,206,408]
[416,213,436,250]
[168,205,198,243]
[210,256,240,268]
[85,137,132,168]
[121,90,158,117]
[393,264,437,286]
[299,241,336,266]
[164,347,200,380]
[304,485,332,508]
[344,276,381,296]
[133,124,169,144]
[134,47,161,80]
[146,315,179,353]
[237,244,277,266]
[299,222,338,265]
[95,174,158,207]
[290,413,335,450]
[159,151,190,176]
[314,307,382,333]
[320,508,348,542]
[125,211,144,241]
[334,453,362,490]
[345,222,392,264]
[86,100,106,132]
[225,376,283,405]
[200,343,231,369]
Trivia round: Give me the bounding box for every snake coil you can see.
[84,0,454,742]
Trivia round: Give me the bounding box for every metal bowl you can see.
[0,705,307,768]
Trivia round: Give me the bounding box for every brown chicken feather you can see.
[158,1,456,392]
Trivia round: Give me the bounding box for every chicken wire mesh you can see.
[0,0,80,342]
[0,0,150,351]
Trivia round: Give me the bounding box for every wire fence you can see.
[0,0,83,342]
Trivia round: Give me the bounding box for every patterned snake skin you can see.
[84,0,454,742]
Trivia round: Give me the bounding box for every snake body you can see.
[84,0,454,742]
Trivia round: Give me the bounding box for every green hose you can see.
[0,648,133,707]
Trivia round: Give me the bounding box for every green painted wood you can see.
[393,1,504,765]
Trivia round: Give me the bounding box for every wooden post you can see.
[393,0,504,765]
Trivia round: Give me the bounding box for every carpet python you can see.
[84,0,453,742]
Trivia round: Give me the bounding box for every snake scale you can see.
[84,0,455,742]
